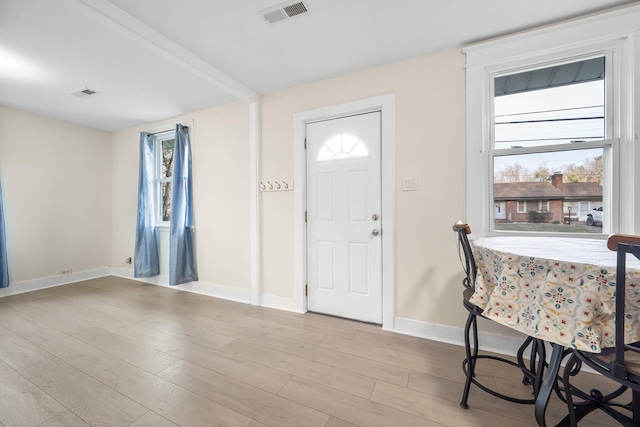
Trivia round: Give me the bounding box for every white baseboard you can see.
[0,268,111,298]
[392,316,528,357]
[112,267,300,313]
[259,293,300,313]
[111,267,251,304]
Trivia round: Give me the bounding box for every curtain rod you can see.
[147,127,187,136]
[146,119,194,135]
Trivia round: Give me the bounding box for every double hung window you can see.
[155,132,175,225]
[464,8,637,237]
[491,55,613,233]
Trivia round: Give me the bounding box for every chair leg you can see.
[460,312,476,409]
[633,389,640,426]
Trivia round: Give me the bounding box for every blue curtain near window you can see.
[169,124,198,286]
[134,132,160,278]
[0,180,9,288]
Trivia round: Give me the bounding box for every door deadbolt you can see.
[372,214,379,221]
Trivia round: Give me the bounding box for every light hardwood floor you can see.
[0,276,619,426]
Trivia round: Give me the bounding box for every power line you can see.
[496,116,603,125]
[494,104,604,119]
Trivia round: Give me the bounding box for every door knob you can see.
[372,229,380,236]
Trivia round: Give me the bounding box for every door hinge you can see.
[304,138,307,149]
[304,211,307,223]
[305,284,308,296]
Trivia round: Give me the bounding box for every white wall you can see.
[110,101,252,298]
[0,106,112,288]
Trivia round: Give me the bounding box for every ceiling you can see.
[1,0,638,131]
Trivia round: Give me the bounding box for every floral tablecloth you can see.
[470,236,640,353]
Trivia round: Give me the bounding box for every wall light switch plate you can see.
[402,176,418,191]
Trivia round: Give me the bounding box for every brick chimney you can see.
[551,172,563,191]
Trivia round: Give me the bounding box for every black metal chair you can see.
[453,223,545,409]
[561,234,640,426]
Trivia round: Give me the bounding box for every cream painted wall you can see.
[261,48,469,327]
[110,101,251,291]
[0,106,112,284]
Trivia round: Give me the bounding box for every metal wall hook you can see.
[259,180,294,192]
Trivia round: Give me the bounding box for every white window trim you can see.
[517,200,527,213]
[463,5,638,237]
[539,200,548,212]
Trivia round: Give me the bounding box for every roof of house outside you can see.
[494,181,602,201]
[563,182,603,199]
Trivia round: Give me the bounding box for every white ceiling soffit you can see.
[74,0,259,102]
[259,1,310,25]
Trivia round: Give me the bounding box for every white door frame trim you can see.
[293,94,396,329]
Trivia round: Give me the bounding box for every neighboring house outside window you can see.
[494,173,602,225]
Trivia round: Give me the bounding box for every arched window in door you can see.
[317,133,368,161]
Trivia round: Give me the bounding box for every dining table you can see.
[470,235,640,426]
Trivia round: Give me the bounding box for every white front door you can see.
[306,112,382,323]
[494,202,506,220]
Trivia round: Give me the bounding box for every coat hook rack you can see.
[260,180,294,192]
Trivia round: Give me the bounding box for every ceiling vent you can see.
[259,1,309,25]
[70,87,100,98]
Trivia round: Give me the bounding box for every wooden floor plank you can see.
[319,335,476,382]
[278,376,434,426]
[37,410,91,427]
[237,305,359,340]
[19,357,147,426]
[222,339,377,398]
[72,326,179,375]
[0,302,48,336]
[255,333,411,387]
[95,362,251,427]
[371,380,532,427]
[139,313,235,350]
[145,311,267,343]
[23,327,121,377]
[128,411,180,427]
[178,307,328,346]
[3,300,94,336]
[0,360,67,427]
[0,324,52,371]
[158,360,330,427]
[325,416,361,427]
[155,336,291,394]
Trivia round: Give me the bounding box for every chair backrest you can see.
[453,223,477,291]
[607,234,640,380]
